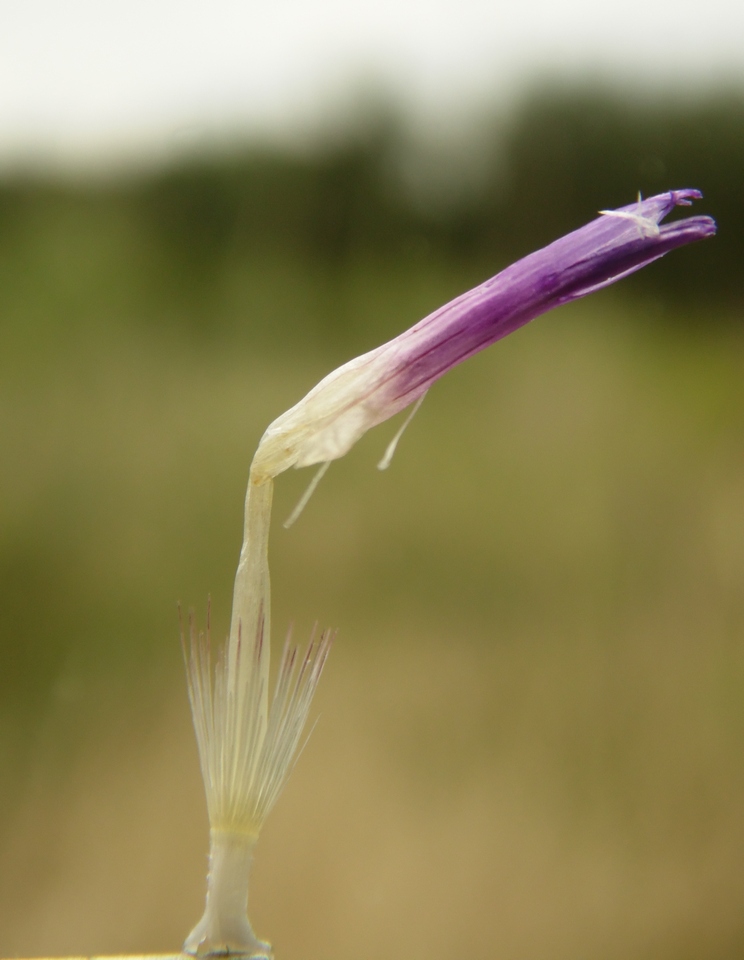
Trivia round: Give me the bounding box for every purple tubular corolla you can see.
[382,189,716,405]
[255,189,715,477]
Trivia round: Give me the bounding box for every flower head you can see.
[252,189,715,482]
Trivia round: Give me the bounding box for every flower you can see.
[183,188,714,958]
[252,189,715,483]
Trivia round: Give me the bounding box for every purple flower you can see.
[182,188,714,954]
[253,189,715,481]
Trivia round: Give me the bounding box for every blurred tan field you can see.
[2,279,744,958]
[1,91,744,958]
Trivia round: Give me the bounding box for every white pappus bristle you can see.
[184,606,333,838]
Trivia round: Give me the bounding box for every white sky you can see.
[0,0,742,168]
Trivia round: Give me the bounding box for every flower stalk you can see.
[183,831,266,958]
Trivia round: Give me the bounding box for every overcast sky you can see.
[0,0,742,168]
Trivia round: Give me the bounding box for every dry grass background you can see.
[1,295,744,959]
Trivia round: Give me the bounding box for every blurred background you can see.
[1,2,743,958]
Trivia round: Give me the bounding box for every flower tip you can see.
[649,188,715,238]
[698,214,718,237]
[670,188,703,207]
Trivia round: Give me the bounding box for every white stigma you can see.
[599,192,661,239]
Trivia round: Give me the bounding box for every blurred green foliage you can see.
[0,85,743,959]
[0,86,741,349]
